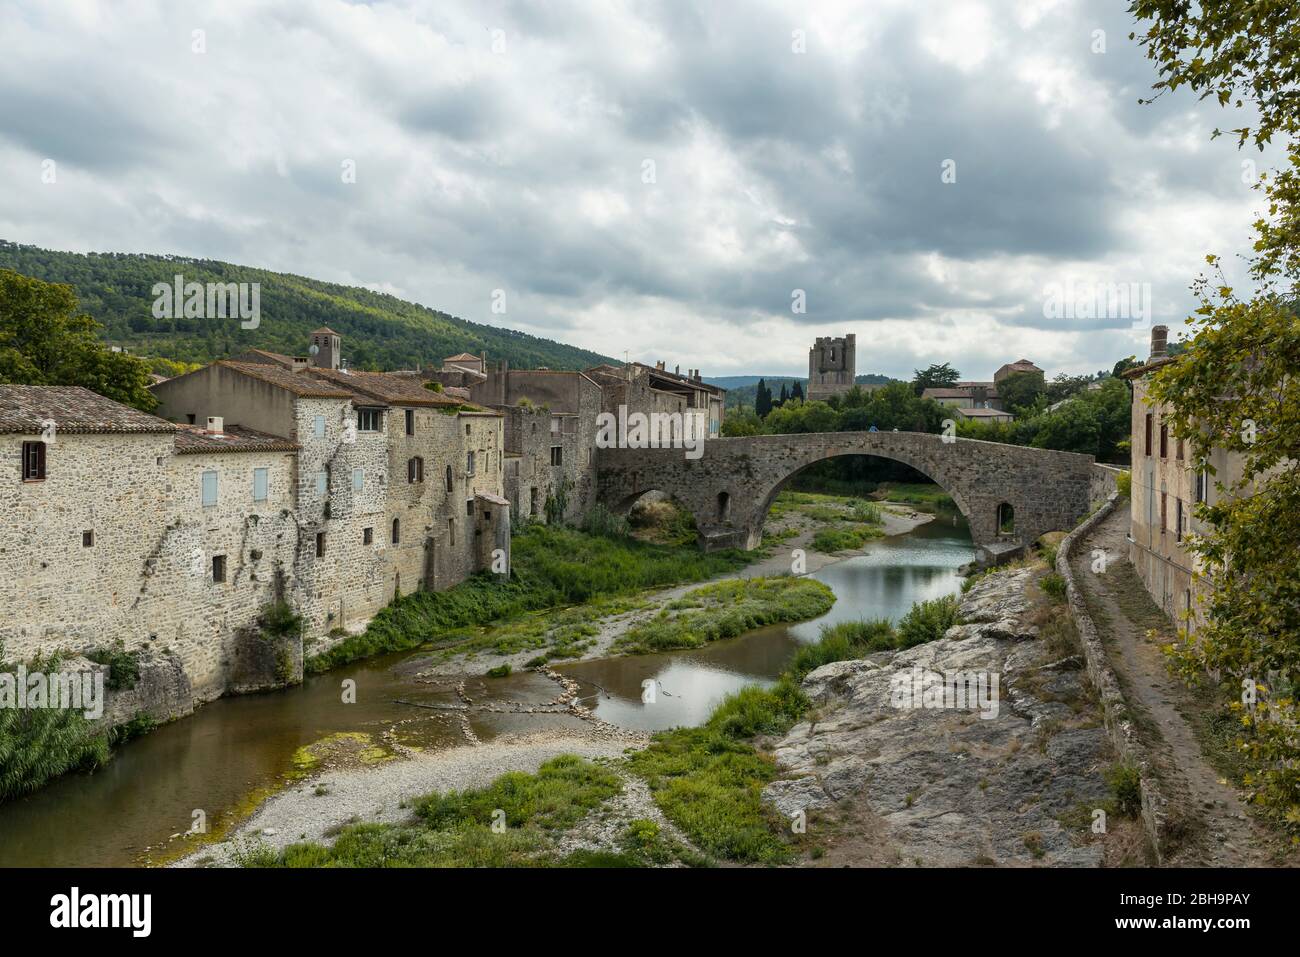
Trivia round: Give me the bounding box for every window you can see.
[363,527,374,545]
[448,518,455,546]
[1144,413,1153,456]
[551,416,561,434]
[1175,499,1183,542]
[717,491,731,522]
[391,518,400,544]
[316,470,328,495]
[466,499,474,517]
[530,487,539,516]
[21,441,45,481]
[212,555,226,583]
[445,464,454,491]
[314,415,326,438]
[1160,491,1167,532]
[997,502,1014,535]
[202,469,219,507]
[467,451,476,476]
[357,408,382,432]
[1196,468,1209,504]
[352,468,364,491]
[1176,438,1184,461]
[82,530,94,548]
[465,424,471,436]
[253,467,269,502]
[186,413,196,425]
[407,456,424,483]
[405,409,415,435]
[550,446,563,467]
[1159,422,1168,458]
[315,532,326,557]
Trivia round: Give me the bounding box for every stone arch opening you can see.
[752,452,974,542]
[717,491,731,522]
[997,502,1015,535]
[613,489,700,543]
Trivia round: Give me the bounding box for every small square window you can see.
[212,555,227,583]
[82,530,94,548]
[363,527,374,545]
[358,408,382,432]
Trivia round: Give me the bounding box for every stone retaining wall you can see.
[1055,492,1167,862]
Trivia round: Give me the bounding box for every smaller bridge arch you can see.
[596,431,1098,561]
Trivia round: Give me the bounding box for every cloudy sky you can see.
[0,0,1276,380]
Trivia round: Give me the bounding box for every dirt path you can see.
[1073,508,1283,866]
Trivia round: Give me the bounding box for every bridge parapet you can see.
[595,431,1097,561]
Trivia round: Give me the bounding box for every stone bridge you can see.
[595,431,1102,561]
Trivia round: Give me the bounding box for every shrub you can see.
[1106,764,1142,818]
[485,664,511,678]
[1115,469,1131,498]
[1040,573,1067,602]
[85,640,140,691]
[895,595,960,649]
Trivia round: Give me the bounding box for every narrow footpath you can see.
[1072,507,1286,866]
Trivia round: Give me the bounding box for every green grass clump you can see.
[307,523,751,673]
[894,595,961,649]
[614,577,835,654]
[1040,572,1067,602]
[1106,763,1143,818]
[810,524,884,553]
[239,755,621,868]
[0,645,113,803]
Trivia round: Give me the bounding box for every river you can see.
[0,509,973,867]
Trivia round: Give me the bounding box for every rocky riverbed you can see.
[763,565,1122,867]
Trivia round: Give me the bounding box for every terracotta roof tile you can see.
[174,424,300,454]
[0,385,175,435]
[216,361,354,398]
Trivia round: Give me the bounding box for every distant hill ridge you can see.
[0,240,614,372]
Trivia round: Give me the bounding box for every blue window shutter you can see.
[314,415,326,438]
[352,468,364,491]
[253,468,268,502]
[202,470,218,507]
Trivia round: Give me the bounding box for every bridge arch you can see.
[595,431,1096,562]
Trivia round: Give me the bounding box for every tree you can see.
[995,369,1045,413]
[754,378,772,418]
[0,269,157,411]
[911,362,960,395]
[1133,0,1300,828]
[777,382,789,407]
[791,380,804,401]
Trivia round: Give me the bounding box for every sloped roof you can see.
[174,424,299,454]
[312,327,341,336]
[444,352,482,362]
[0,385,175,435]
[215,361,354,398]
[306,368,479,408]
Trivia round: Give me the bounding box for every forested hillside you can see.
[715,373,895,410]
[0,241,613,372]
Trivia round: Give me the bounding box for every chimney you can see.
[1149,325,1168,361]
[206,416,224,434]
[675,365,680,376]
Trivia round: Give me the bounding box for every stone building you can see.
[1122,326,1241,633]
[0,386,303,712]
[807,334,856,401]
[585,361,724,441]
[995,358,1044,383]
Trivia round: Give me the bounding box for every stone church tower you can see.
[807,333,855,401]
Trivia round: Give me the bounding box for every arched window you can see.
[717,491,731,522]
[997,502,1015,535]
[392,517,400,544]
